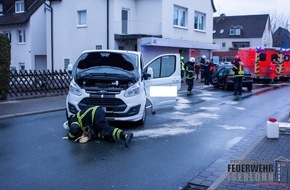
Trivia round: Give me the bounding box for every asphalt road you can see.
[0,83,290,190]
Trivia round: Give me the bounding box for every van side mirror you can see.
[143,67,153,80]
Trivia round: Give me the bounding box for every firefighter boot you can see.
[125,132,134,147]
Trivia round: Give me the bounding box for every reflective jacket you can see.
[185,61,195,79]
[69,106,109,133]
[232,61,244,77]
[180,60,185,71]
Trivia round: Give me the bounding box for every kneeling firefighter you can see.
[63,106,134,147]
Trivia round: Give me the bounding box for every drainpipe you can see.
[44,2,54,71]
[107,0,109,49]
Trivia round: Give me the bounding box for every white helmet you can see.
[202,55,206,59]
[63,121,69,130]
[189,57,195,62]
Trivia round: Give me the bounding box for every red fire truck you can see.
[238,47,279,80]
[279,49,290,79]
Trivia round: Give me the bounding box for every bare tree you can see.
[270,11,290,33]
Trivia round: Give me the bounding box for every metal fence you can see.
[8,70,71,99]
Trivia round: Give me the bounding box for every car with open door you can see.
[211,64,253,91]
[66,50,181,126]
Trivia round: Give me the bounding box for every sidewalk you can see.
[0,94,66,119]
[185,114,290,190]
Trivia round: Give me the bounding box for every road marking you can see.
[216,124,246,130]
[133,126,196,139]
[234,106,246,110]
[199,107,220,111]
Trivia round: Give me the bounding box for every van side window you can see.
[148,56,176,78]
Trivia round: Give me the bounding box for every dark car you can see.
[210,64,253,91]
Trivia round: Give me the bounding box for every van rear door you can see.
[143,54,181,112]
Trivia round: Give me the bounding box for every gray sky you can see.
[213,0,290,29]
[213,0,290,18]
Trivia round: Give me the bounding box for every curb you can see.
[0,107,66,120]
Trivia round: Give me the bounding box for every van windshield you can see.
[76,52,138,71]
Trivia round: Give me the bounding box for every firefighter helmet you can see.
[202,55,206,59]
[63,121,69,130]
[189,57,195,62]
[234,55,240,61]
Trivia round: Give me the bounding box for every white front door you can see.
[143,54,181,112]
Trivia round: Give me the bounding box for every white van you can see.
[66,50,181,125]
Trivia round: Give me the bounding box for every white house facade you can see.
[0,0,47,71]
[50,0,219,70]
[0,0,219,71]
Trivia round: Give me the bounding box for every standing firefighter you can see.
[180,56,185,83]
[63,106,134,147]
[232,55,244,96]
[185,57,195,96]
[200,55,206,82]
[203,59,211,85]
[269,59,278,83]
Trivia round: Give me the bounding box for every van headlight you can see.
[69,81,82,96]
[124,83,140,97]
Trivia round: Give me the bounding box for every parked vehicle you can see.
[66,50,181,126]
[238,47,279,80]
[279,49,290,79]
[210,64,253,91]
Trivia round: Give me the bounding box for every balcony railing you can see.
[115,20,162,35]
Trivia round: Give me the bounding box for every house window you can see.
[232,42,250,48]
[19,63,25,72]
[230,28,241,35]
[64,59,70,70]
[15,1,25,13]
[229,26,243,36]
[122,9,129,34]
[77,10,87,26]
[3,31,11,42]
[173,5,187,27]
[0,3,3,15]
[222,42,226,48]
[17,29,26,43]
[194,11,206,31]
[96,45,102,50]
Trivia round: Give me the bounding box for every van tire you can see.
[247,85,253,92]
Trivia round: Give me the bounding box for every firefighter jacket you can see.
[185,61,195,80]
[232,61,244,77]
[269,61,277,72]
[69,106,109,133]
[269,61,277,79]
[200,58,205,71]
[180,60,185,72]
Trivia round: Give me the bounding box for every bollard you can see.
[267,117,279,138]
